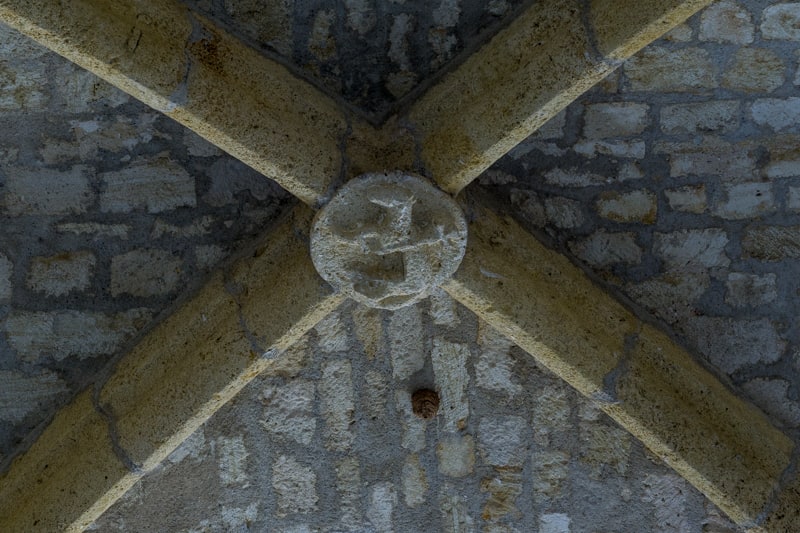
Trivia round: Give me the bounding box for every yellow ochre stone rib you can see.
[443,200,796,529]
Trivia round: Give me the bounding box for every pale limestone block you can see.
[714,182,774,219]
[432,339,470,431]
[742,378,800,427]
[654,229,730,271]
[0,22,49,58]
[437,435,475,478]
[272,455,318,517]
[574,139,646,159]
[723,48,784,93]
[3,166,92,216]
[429,287,459,327]
[217,436,248,486]
[110,249,182,297]
[641,474,692,533]
[100,157,196,213]
[544,168,607,187]
[579,404,630,479]
[657,139,756,180]
[544,197,584,229]
[596,189,656,223]
[583,102,649,138]
[0,62,47,111]
[308,9,336,61]
[478,416,527,467]
[665,185,707,214]
[27,251,95,297]
[480,469,522,522]
[627,273,711,325]
[221,504,258,531]
[344,0,377,34]
[352,305,382,359]
[320,359,355,452]
[0,370,66,422]
[367,483,396,532]
[364,370,388,421]
[742,225,800,260]
[150,216,214,239]
[789,187,800,210]
[0,253,11,301]
[396,390,427,452]
[539,513,571,533]
[336,457,363,529]
[5,309,150,363]
[660,101,740,135]
[625,48,716,92]
[195,244,225,271]
[315,310,348,354]
[56,223,131,240]
[475,321,521,397]
[762,3,800,40]
[440,487,475,533]
[751,98,800,131]
[725,272,777,308]
[699,0,754,44]
[682,317,784,374]
[401,455,428,507]
[261,380,316,446]
[533,385,571,447]
[532,450,570,497]
[389,304,425,379]
[569,230,642,267]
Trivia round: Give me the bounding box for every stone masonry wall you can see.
[484,0,800,443]
[0,24,291,471]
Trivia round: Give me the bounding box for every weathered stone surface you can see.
[742,225,800,260]
[3,166,92,216]
[401,455,428,507]
[682,317,784,373]
[656,139,756,180]
[725,272,777,308]
[5,309,150,363]
[389,304,425,379]
[569,230,643,267]
[261,380,316,446]
[437,435,476,478]
[751,98,800,131]
[311,172,467,310]
[742,378,800,428]
[574,139,646,159]
[0,370,66,422]
[654,229,729,270]
[27,251,96,297]
[0,252,11,301]
[625,47,716,92]
[698,0,753,43]
[627,273,711,324]
[596,189,657,223]
[272,455,317,517]
[583,102,649,138]
[110,249,182,297]
[217,436,248,486]
[478,416,528,467]
[320,360,355,452]
[100,157,196,213]
[431,339,470,432]
[722,48,784,93]
[660,101,740,134]
[762,3,800,40]
[544,197,584,229]
[714,182,774,219]
[665,185,707,213]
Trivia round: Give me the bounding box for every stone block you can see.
[100,157,196,213]
[698,0,753,44]
[0,62,47,111]
[583,102,649,138]
[725,272,777,308]
[665,185,707,213]
[764,135,800,177]
[574,139,646,159]
[625,47,716,92]
[682,317,783,374]
[5,309,151,363]
[261,380,316,446]
[742,378,800,428]
[656,139,756,180]
[432,339,471,431]
[714,182,774,219]
[477,416,528,467]
[3,166,93,216]
[597,189,657,223]
[544,168,607,187]
[742,225,800,260]
[320,360,355,452]
[27,250,96,297]
[762,3,800,40]
[722,48,784,93]
[111,249,182,297]
[0,252,11,301]
[272,455,317,517]
[544,197,584,229]
[401,455,428,508]
[654,229,729,270]
[660,101,740,135]
[0,370,66,423]
[627,273,710,324]
[789,187,800,210]
[570,230,643,267]
[751,98,800,131]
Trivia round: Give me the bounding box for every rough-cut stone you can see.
[217,436,248,486]
[475,322,522,397]
[579,405,630,479]
[765,136,800,177]
[574,139,646,159]
[431,339,470,431]
[27,251,96,297]
[100,157,196,213]
[569,231,642,267]
[396,390,427,453]
[5,309,150,363]
[401,455,428,507]
[641,474,692,533]
[665,185,707,214]
[625,47,716,92]
[742,378,800,427]
[315,310,349,354]
[544,197,584,229]
[752,98,800,131]
[596,190,656,223]
[714,182,774,219]
[110,249,182,297]
[0,370,67,422]
[742,225,800,260]
[320,360,355,452]
[660,101,740,135]
[532,450,570,497]
[627,273,711,325]
[3,166,92,216]
[367,483,396,532]
[583,102,649,138]
[261,380,316,446]
[336,457,363,529]
[0,252,11,301]
[311,172,467,309]
[437,435,475,478]
[698,0,754,44]
[762,4,800,40]
[682,317,784,374]
[544,168,608,187]
[789,187,800,210]
[272,455,318,517]
[657,139,756,180]
[539,513,571,533]
[478,416,527,467]
[654,229,730,271]
[480,469,522,522]
[389,304,425,379]
[722,48,784,93]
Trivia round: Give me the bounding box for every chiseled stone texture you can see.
[485,0,800,450]
[0,21,289,469]
[92,299,737,531]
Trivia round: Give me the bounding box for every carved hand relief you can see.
[311,172,467,309]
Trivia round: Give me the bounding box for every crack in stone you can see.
[223,279,269,358]
[91,385,143,475]
[397,118,431,179]
[597,323,642,404]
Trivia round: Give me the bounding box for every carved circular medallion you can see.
[310,172,468,310]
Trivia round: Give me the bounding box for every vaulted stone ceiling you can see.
[1,0,799,531]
